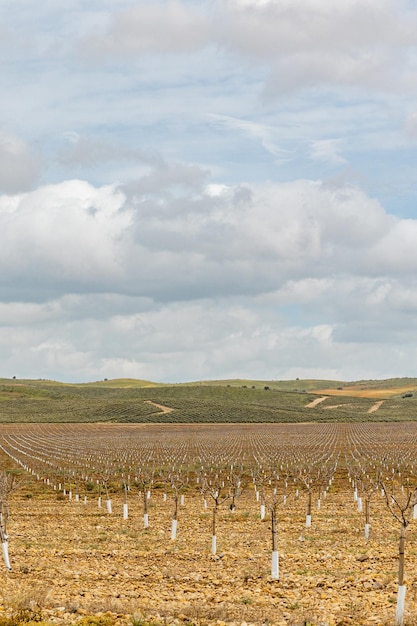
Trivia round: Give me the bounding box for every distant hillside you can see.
[0,376,416,424]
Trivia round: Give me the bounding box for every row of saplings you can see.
[1,464,417,626]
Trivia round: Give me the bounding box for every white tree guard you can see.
[1,541,11,571]
[271,550,279,580]
[123,503,128,520]
[413,504,417,520]
[306,514,312,528]
[317,499,321,510]
[75,494,79,502]
[211,535,217,555]
[163,493,167,502]
[357,497,363,513]
[98,496,102,508]
[144,513,149,528]
[260,504,266,520]
[396,585,406,626]
[354,488,358,501]
[365,523,370,541]
[171,519,177,540]
[106,499,112,513]
[180,494,185,506]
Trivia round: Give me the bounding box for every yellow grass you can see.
[311,384,417,399]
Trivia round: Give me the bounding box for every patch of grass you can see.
[0,609,45,625]
[240,596,252,605]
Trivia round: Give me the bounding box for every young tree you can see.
[136,466,154,528]
[0,471,21,571]
[169,470,187,540]
[201,474,230,554]
[382,469,417,626]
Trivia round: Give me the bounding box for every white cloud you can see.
[2,288,417,382]
[310,139,347,165]
[0,180,130,296]
[207,114,292,162]
[0,176,409,306]
[81,1,211,57]
[2,1,417,383]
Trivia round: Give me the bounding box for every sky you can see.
[1,0,417,384]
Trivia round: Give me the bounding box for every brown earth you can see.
[1,470,417,626]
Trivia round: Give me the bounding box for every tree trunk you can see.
[398,524,406,587]
[306,490,312,527]
[395,525,407,626]
[271,508,279,580]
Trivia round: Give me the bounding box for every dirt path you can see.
[368,400,384,414]
[144,400,175,414]
[305,396,328,408]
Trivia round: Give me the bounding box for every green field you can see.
[0,376,416,423]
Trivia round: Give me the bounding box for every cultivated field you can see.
[1,377,417,424]
[2,423,417,625]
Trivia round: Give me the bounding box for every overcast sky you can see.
[1,0,417,384]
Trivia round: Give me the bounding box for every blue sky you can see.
[1,0,417,383]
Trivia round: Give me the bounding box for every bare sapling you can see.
[264,486,280,580]
[357,466,381,543]
[136,467,154,528]
[316,467,332,510]
[169,471,186,540]
[122,477,129,520]
[256,468,287,580]
[204,476,230,555]
[382,471,417,626]
[158,469,169,503]
[97,480,102,508]
[199,475,209,510]
[227,467,246,512]
[0,471,22,571]
[100,474,112,513]
[299,468,313,528]
[298,462,334,529]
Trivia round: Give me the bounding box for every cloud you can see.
[0,175,411,306]
[0,134,42,193]
[207,113,292,162]
[2,287,417,383]
[59,134,161,168]
[1,170,416,383]
[76,0,417,99]
[80,1,211,58]
[0,180,130,300]
[310,139,347,165]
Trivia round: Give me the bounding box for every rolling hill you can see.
[0,376,416,423]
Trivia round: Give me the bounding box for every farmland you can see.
[0,376,417,424]
[2,422,417,625]
[2,379,417,625]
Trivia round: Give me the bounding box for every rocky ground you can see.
[2,471,417,626]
